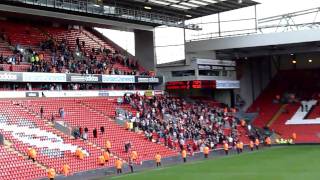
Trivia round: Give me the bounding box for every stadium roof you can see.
[104,0,259,19]
[0,0,258,28]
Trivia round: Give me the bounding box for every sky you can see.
[95,0,320,64]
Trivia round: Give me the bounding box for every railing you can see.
[3,0,184,27]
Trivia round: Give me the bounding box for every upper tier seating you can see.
[0,20,146,75]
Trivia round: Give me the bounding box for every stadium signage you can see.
[216,80,240,89]
[102,75,135,83]
[136,76,161,83]
[0,72,21,81]
[23,72,66,82]
[0,72,163,84]
[166,80,240,90]
[0,90,164,98]
[26,92,40,97]
[68,74,100,83]
[196,58,236,66]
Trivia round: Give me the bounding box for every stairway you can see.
[4,140,48,171]
[266,104,288,127]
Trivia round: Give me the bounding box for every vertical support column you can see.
[218,13,221,37]
[254,5,258,33]
[134,29,156,71]
[250,60,255,102]
[268,55,272,81]
[183,19,187,66]
[230,89,235,108]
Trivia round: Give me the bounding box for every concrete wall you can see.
[134,30,156,71]
[186,29,320,52]
[236,57,275,110]
[186,50,217,65]
[156,63,198,83]
[214,90,232,106]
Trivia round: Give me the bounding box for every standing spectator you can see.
[249,140,254,151]
[93,128,97,138]
[47,168,56,180]
[76,37,80,49]
[106,140,111,153]
[181,149,187,163]
[51,113,55,123]
[59,107,65,118]
[155,152,161,167]
[82,132,88,140]
[100,126,105,134]
[224,142,229,155]
[27,147,37,162]
[128,158,134,173]
[103,150,110,163]
[124,142,131,153]
[203,146,209,158]
[115,158,123,174]
[61,164,70,176]
[79,127,83,137]
[98,155,105,166]
[255,138,260,150]
[40,106,44,119]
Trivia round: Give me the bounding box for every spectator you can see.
[116,94,243,153]
[79,127,83,137]
[93,128,97,138]
[124,141,131,153]
[100,126,105,134]
[59,107,65,118]
[40,106,44,119]
[82,132,88,140]
[128,158,134,173]
[51,113,55,123]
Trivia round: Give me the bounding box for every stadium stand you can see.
[2,1,320,179]
[0,145,46,180]
[20,98,177,162]
[249,69,320,142]
[0,100,116,175]
[0,20,146,76]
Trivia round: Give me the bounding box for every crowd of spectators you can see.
[118,94,246,153]
[0,28,150,76]
[28,36,141,75]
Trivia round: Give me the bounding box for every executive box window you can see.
[199,70,220,76]
[222,70,228,76]
[172,70,195,77]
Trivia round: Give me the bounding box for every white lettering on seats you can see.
[0,117,89,156]
[286,100,320,124]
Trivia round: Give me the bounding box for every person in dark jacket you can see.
[100,126,105,135]
[40,106,44,119]
[93,128,97,138]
